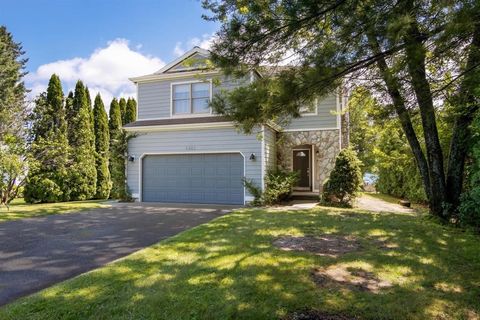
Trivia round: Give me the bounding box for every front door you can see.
[293,149,311,190]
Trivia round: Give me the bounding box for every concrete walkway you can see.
[0,202,236,306]
[355,194,415,213]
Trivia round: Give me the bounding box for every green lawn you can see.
[1,206,479,319]
[0,198,110,223]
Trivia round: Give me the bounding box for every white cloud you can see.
[172,33,216,57]
[27,38,165,109]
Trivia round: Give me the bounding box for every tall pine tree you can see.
[119,97,127,125]
[67,81,97,200]
[0,26,27,140]
[0,26,28,206]
[124,98,137,124]
[24,74,71,203]
[93,94,111,199]
[108,98,125,199]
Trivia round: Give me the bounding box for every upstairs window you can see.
[172,81,211,115]
[299,99,318,115]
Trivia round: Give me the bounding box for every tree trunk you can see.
[446,17,480,209]
[403,18,447,218]
[367,33,432,202]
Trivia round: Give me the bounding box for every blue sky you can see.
[1,0,219,103]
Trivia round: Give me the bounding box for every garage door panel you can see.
[142,153,244,204]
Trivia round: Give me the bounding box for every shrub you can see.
[242,178,263,206]
[263,169,298,205]
[242,169,298,206]
[458,113,480,231]
[24,176,63,203]
[458,189,480,231]
[321,148,362,207]
[118,187,135,203]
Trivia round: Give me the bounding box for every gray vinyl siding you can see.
[263,126,277,175]
[137,81,171,119]
[126,126,262,200]
[137,75,247,120]
[283,93,338,131]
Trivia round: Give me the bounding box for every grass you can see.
[0,198,110,223]
[1,206,479,320]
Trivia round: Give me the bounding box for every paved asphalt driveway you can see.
[0,202,235,306]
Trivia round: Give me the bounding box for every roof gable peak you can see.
[155,47,211,74]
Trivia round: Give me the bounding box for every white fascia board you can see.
[123,122,234,132]
[154,47,211,74]
[129,70,220,84]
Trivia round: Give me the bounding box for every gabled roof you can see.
[154,47,211,74]
[129,46,262,83]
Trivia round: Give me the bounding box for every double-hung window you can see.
[172,81,211,115]
[299,98,318,115]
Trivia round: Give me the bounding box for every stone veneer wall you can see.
[277,129,340,191]
[341,113,350,148]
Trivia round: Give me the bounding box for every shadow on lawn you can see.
[2,208,480,320]
[0,200,108,222]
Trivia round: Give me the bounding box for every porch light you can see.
[296,151,307,157]
[128,155,136,162]
[249,153,256,161]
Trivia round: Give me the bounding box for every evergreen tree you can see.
[24,74,71,203]
[85,86,92,109]
[0,26,27,141]
[109,98,122,133]
[67,81,97,200]
[65,91,75,142]
[93,94,112,199]
[85,86,96,162]
[108,98,125,199]
[0,25,28,206]
[124,98,137,124]
[119,97,127,125]
[85,86,94,125]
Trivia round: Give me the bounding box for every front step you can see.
[291,192,319,201]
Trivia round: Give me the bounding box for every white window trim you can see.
[170,79,213,118]
[299,98,319,116]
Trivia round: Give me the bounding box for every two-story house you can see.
[124,47,348,205]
